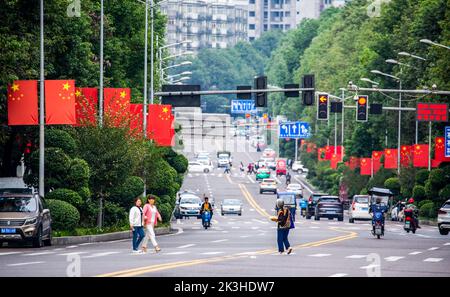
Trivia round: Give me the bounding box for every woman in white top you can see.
[141,195,162,253]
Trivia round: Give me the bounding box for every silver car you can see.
[221,199,243,216]
[438,199,450,235]
[175,193,202,219]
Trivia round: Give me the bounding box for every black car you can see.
[314,196,344,221]
[306,192,328,219]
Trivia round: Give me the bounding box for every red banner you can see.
[147,104,174,146]
[104,88,130,127]
[435,137,450,162]
[331,153,341,169]
[413,144,429,167]
[372,151,383,174]
[45,80,76,125]
[75,88,98,126]
[384,148,398,169]
[318,148,326,161]
[360,158,371,175]
[400,145,413,167]
[7,80,38,125]
[325,145,333,160]
[129,104,143,138]
[347,157,359,170]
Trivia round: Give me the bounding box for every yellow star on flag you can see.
[162,107,169,113]
[11,83,19,92]
[120,91,127,98]
[75,90,82,97]
[63,82,70,91]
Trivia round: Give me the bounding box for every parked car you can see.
[306,192,329,219]
[292,161,308,174]
[438,199,450,235]
[0,191,52,247]
[256,168,271,181]
[314,196,344,221]
[195,151,210,159]
[221,199,243,216]
[174,193,202,219]
[286,183,303,197]
[188,161,213,173]
[348,195,371,223]
[260,178,277,194]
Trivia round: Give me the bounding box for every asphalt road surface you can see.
[1,134,449,277]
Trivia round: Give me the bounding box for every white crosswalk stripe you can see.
[82,252,120,259]
[166,251,189,255]
[345,255,367,259]
[384,256,404,262]
[408,251,422,255]
[177,244,195,249]
[23,251,55,256]
[212,239,228,243]
[58,252,88,256]
[329,273,348,277]
[308,253,331,257]
[0,252,22,256]
[7,261,44,267]
[201,252,224,255]
[423,258,443,262]
[428,247,439,251]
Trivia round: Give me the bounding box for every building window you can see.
[249,0,255,3]
[285,11,290,17]
[249,11,255,17]
[263,24,268,31]
[249,37,255,41]
[249,24,255,30]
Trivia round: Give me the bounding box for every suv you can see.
[0,190,52,247]
[438,199,450,235]
[315,196,344,221]
[306,192,328,219]
[292,161,309,174]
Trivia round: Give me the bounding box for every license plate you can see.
[188,211,197,214]
[405,221,410,228]
[1,228,16,234]
[361,207,368,211]
[327,211,336,214]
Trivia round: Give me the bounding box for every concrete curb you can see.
[51,226,174,246]
[419,219,438,227]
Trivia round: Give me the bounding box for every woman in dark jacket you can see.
[276,199,293,255]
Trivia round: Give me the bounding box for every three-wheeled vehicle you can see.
[275,158,287,176]
[275,191,297,221]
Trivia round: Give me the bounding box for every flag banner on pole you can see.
[45,80,76,125]
[400,145,413,167]
[413,144,429,167]
[331,153,341,169]
[75,87,98,126]
[129,104,143,138]
[147,104,174,147]
[431,159,442,168]
[372,151,383,174]
[325,145,334,160]
[434,137,450,162]
[360,158,371,175]
[318,147,326,161]
[384,148,397,169]
[104,88,130,127]
[346,156,359,170]
[7,80,39,125]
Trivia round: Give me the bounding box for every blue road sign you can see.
[279,122,311,139]
[445,126,450,158]
[231,100,256,114]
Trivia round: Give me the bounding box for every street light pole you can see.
[143,0,148,138]
[341,88,345,161]
[150,0,154,105]
[99,0,104,127]
[39,0,45,197]
[397,77,402,175]
[428,121,432,171]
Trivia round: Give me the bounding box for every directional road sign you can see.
[446,126,450,158]
[279,122,311,139]
[231,100,257,114]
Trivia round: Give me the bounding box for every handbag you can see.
[289,210,295,229]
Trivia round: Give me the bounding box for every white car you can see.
[259,178,277,194]
[195,151,210,158]
[262,157,276,169]
[221,199,243,216]
[286,183,303,196]
[188,161,213,173]
[348,195,371,223]
[438,199,450,235]
[177,194,202,218]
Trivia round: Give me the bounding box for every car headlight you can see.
[24,217,38,225]
[180,206,187,210]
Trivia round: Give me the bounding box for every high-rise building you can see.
[160,0,248,55]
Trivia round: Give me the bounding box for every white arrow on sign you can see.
[292,124,297,134]
[282,125,288,133]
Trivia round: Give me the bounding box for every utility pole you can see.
[99,0,104,127]
[39,0,45,197]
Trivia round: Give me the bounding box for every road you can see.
[1,134,449,277]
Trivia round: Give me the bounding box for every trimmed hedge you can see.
[384,177,401,195]
[46,129,77,156]
[418,199,433,208]
[412,185,426,201]
[46,188,83,208]
[419,202,436,219]
[46,199,80,231]
[415,169,429,185]
[158,202,173,223]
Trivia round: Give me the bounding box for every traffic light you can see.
[317,94,329,120]
[370,103,382,115]
[284,84,299,97]
[330,101,343,113]
[302,74,315,105]
[356,95,368,122]
[237,85,252,99]
[254,75,267,107]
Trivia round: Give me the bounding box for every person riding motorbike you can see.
[369,197,388,234]
[200,197,213,225]
[285,172,291,185]
[405,198,420,228]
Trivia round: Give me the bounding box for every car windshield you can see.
[354,196,369,204]
[279,194,295,205]
[288,184,301,189]
[189,162,200,166]
[180,198,201,204]
[441,202,450,209]
[223,199,241,205]
[320,197,340,203]
[0,196,37,212]
[312,195,325,201]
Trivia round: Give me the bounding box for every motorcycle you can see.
[202,211,211,229]
[371,211,385,239]
[299,199,307,218]
[403,208,417,234]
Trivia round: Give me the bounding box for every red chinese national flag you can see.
[129,104,143,138]
[45,80,76,125]
[104,88,130,127]
[325,145,334,160]
[435,137,450,162]
[384,149,397,169]
[331,153,341,169]
[347,157,359,170]
[7,80,38,125]
[360,158,371,175]
[75,88,98,126]
[147,104,174,146]
[318,148,326,161]
[413,144,429,167]
[372,151,383,174]
[400,145,412,167]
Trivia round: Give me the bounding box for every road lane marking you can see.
[428,247,439,251]
[444,242,450,246]
[0,252,22,256]
[308,254,331,257]
[238,184,271,218]
[201,252,224,255]
[329,273,348,277]
[240,235,249,238]
[211,239,228,243]
[423,258,443,262]
[82,252,120,259]
[99,229,357,277]
[384,256,404,262]
[7,261,44,267]
[58,252,88,256]
[360,264,379,269]
[346,255,367,259]
[252,219,269,224]
[79,243,94,246]
[165,251,189,255]
[23,251,55,256]
[225,174,233,184]
[246,175,255,183]
[232,226,240,229]
[177,244,195,249]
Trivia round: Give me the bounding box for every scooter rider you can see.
[200,197,213,225]
[406,198,421,228]
[286,172,291,185]
[369,197,388,233]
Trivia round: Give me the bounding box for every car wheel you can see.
[349,218,354,223]
[32,226,44,248]
[338,217,343,222]
[259,190,263,194]
[314,215,320,221]
[43,227,52,246]
[204,169,209,173]
[238,213,242,216]
[221,212,224,216]
[306,215,311,220]
[439,227,449,235]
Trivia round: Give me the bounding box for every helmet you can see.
[408,198,414,204]
[276,199,285,209]
[376,197,382,204]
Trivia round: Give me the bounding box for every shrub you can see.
[46,199,80,231]
[429,168,446,188]
[418,199,433,208]
[46,129,77,156]
[425,180,439,200]
[168,154,188,174]
[78,187,91,202]
[384,177,401,195]
[46,188,83,208]
[439,185,450,201]
[158,202,173,223]
[415,169,429,185]
[110,176,144,208]
[412,185,426,201]
[419,202,436,219]
[66,158,90,190]
[103,201,127,227]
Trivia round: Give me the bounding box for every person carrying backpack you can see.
[275,199,294,255]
